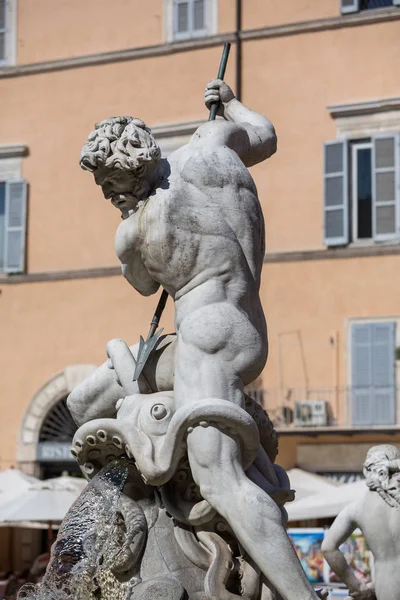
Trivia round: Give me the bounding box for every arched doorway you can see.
[17,364,97,477]
[37,396,81,479]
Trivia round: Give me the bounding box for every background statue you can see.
[66,78,324,599]
[322,444,400,600]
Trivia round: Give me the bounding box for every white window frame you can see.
[164,0,218,43]
[341,0,400,14]
[0,0,17,67]
[351,141,373,243]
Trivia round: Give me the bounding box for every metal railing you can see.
[245,386,398,429]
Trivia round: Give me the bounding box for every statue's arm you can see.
[115,219,160,297]
[198,79,277,167]
[67,360,124,427]
[321,506,365,595]
[120,251,160,296]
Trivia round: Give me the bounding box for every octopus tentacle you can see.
[196,531,241,600]
[72,398,260,487]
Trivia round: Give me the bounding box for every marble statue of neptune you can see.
[71,79,321,600]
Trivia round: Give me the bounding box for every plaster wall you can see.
[276,433,400,470]
[262,254,400,404]
[17,0,164,64]
[242,0,338,30]
[16,0,236,65]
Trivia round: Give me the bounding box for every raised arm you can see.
[321,506,375,599]
[196,79,277,167]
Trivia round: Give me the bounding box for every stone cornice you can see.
[0,8,399,79]
[152,119,205,138]
[240,6,399,42]
[328,96,400,119]
[0,266,121,284]
[277,425,400,436]
[264,243,400,264]
[1,244,400,284]
[0,144,29,158]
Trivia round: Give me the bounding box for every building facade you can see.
[1,0,400,565]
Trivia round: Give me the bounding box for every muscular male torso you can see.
[115,121,268,403]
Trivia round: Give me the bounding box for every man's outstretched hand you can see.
[205,79,235,117]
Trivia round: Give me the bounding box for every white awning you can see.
[286,479,367,521]
[0,474,86,524]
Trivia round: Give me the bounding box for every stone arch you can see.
[17,364,97,474]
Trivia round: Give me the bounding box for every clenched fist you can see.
[204,79,235,117]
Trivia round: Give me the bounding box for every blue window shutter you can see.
[372,134,399,242]
[371,322,396,425]
[4,179,27,273]
[351,322,396,426]
[351,323,373,426]
[340,0,359,14]
[0,0,6,63]
[323,140,349,246]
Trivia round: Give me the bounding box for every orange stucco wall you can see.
[17,0,165,64]
[16,0,237,65]
[2,18,399,277]
[242,0,338,30]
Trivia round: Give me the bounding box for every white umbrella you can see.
[287,479,367,521]
[0,474,86,523]
[0,468,39,507]
[287,469,342,503]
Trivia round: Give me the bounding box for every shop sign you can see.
[37,442,74,462]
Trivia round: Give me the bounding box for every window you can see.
[352,141,372,241]
[341,0,400,14]
[323,134,399,246]
[0,0,17,66]
[0,0,6,63]
[351,321,396,426]
[165,0,217,41]
[0,179,27,273]
[174,0,207,39]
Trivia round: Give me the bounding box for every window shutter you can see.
[0,0,6,62]
[370,322,396,425]
[372,134,399,241]
[340,0,359,14]
[323,140,349,246]
[4,179,27,273]
[351,323,373,426]
[351,322,396,426]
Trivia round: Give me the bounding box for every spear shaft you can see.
[133,42,231,382]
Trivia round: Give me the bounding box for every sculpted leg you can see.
[187,426,319,600]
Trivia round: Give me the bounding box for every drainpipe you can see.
[236,0,242,101]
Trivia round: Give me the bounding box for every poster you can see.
[287,528,325,583]
[328,530,373,585]
[288,528,373,587]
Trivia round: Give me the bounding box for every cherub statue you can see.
[322,444,400,600]
[68,78,322,599]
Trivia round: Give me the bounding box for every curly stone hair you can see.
[79,116,161,173]
[364,444,400,508]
